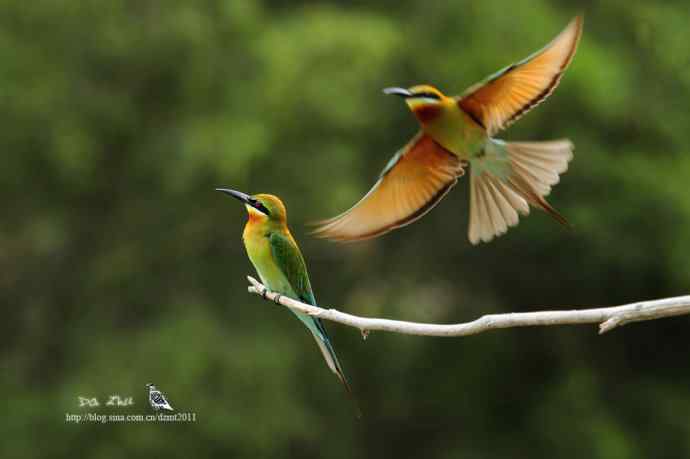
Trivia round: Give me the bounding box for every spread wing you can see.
[312,133,464,242]
[457,16,582,135]
[269,232,316,306]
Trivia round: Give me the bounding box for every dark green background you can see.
[2,1,689,457]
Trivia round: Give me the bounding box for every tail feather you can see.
[311,323,362,419]
[468,139,573,244]
[508,173,570,227]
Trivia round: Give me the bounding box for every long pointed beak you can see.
[215,188,251,204]
[383,87,413,98]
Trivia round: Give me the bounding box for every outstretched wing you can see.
[312,133,464,241]
[269,232,316,306]
[457,16,582,135]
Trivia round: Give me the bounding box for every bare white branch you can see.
[246,276,690,337]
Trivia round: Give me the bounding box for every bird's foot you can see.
[260,287,283,305]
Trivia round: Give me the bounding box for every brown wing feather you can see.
[312,133,464,242]
[458,16,582,135]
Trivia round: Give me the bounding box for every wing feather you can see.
[312,133,464,241]
[269,232,316,305]
[458,16,582,135]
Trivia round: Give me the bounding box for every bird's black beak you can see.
[216,188,251,204]
[383,87,413,98]
[216,188,270,216]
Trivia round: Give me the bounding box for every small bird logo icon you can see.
[313,16,583,244]
[146,383,174,412]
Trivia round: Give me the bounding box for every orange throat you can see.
[247,212,262,224]
[412,104,443,124]
[242,205,268,237]
[245,205,267,222]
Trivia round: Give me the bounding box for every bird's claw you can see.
[259,287,283,305]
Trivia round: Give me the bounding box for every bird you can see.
[313,16,583,245]
[216,189,360,416]
[146,383,174,411]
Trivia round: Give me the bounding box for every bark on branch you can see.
[246,276,690,337]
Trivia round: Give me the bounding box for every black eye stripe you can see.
[250,199,270,215]
[412,92,440,100]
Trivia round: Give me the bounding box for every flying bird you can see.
[313,16,582,244]
[146,383,174,411]
[216,189,360,416]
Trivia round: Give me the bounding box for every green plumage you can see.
[226,192,357,415]
[268,232,326,340]
[268,232,315,305]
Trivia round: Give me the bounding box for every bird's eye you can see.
[250,199,270,215]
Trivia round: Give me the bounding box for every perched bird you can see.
[146,383,174,411]
[216,189,359,415]
[313,16,583,244]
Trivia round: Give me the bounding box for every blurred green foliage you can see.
[2,1,690,458]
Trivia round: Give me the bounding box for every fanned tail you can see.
[468,139,573,244]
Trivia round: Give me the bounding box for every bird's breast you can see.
[420,105,487,160]
[243,225,270,264]
[242,226,296,296]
